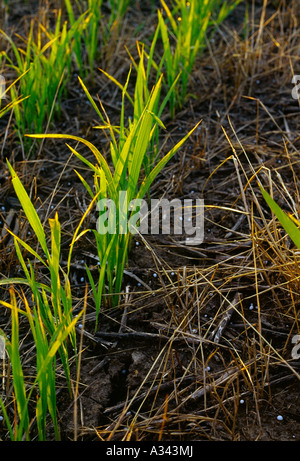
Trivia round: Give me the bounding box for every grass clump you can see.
[1,10,88,151]
[0,287,82,440]
[158,0,241,117]
[28,60,200,327]
[0,161,85,440]
[64,0,131,76]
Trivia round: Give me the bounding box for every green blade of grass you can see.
[26,134,117,201]
[259,185,300,249]
[137,120,202,200]
[0,276,50,292]
[98,68,134,106]
[8,288,30,439]
[6,160,49,259]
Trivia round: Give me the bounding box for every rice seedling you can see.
[158,0,241,117]
[64,0,102,77]
[0,161,85,439]
[1,9,88,151]
[108,0,131,30]
[0,289,31,441]
[27,70,201,328]
[64,0,131,76]
[0,287,83,440]
[259,184,300,250]
[101,40,180,175]
[2,160,81,371]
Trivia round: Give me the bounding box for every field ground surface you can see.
[0,0,300,441]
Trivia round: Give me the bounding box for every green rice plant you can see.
[101,41,180,175]
[259,185,300,250]
[0,161,84,388]
[158,0,241,117]
[28,73,201,328]
[1,9,88,149]
[0,289,31,440]
[64,0,131,76]
[0,287,83,440]
[0,162,85,439]
[108,0,131,29]
[64,0,102,76]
